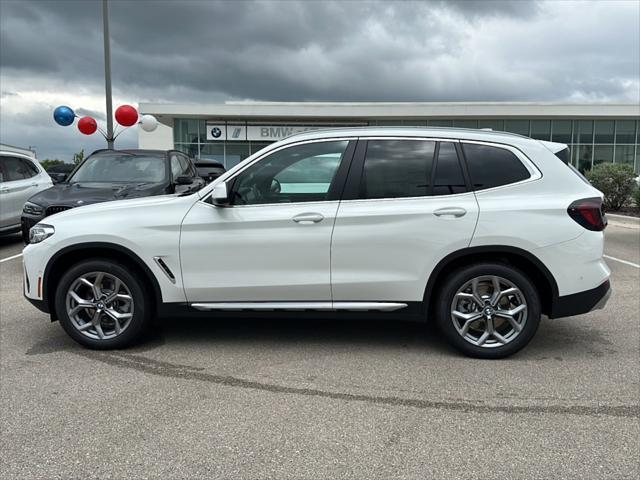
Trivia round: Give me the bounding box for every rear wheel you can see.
[54,259,151,349]
[435,263,541,358]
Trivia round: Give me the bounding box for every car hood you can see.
[27,181,169,208]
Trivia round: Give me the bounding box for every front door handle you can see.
[434,207,467,218]
[31,182,38,187]
[293,212,324,224]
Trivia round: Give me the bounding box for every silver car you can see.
[0,151,52,235]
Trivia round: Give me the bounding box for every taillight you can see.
[567,197,607,231]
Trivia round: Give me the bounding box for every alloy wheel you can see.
[450,275,527,348]
[65,271,134,340]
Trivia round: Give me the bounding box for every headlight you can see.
[23,202,45,216]
[29,224,55,244]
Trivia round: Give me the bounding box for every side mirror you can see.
[51,173,67,184]
[176,175,194,185]
[211,181,229,206]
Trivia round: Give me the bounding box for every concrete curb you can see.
[607,213,640,229]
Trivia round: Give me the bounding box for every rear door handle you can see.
[293,212,324,224]
[31,182,38,187]
[434,207,467,218]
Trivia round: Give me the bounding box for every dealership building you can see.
[138,102,640,173]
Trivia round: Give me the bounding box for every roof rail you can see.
[283,125,531,140]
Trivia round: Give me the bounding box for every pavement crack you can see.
[74,349,640,419]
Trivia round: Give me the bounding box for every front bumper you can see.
[549,279,611,319]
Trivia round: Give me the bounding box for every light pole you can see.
[102,0,114,148]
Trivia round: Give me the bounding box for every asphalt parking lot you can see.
[1,221,638,479]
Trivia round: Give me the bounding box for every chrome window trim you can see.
[197,135,544,205]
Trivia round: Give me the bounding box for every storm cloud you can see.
[1,0,638,160]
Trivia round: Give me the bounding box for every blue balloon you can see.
[53,105,75,126]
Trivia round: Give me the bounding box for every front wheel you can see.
[435,263,541,359]
[54,259,151,349]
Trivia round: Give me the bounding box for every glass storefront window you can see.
[200,143,225,163]
[576,120,593,144]
[577,145,593,172]
[428,120,453,127]
[615,120,637,144]
[593,145,613,166]
[478,120,504,131]
[174,119,200,144]
[453,120,478,129]
[224,143,251,169]
[504,120,529,136]
[175,143,199,158]
[615,145,635,165]
[375,120,403,126]
[551,120,572,143]
[250,142,271,155]
[530,120,551,140]
[594,120,614,143]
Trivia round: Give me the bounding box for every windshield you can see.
[69,153,167,183]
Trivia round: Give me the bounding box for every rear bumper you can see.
[549,279,611,319]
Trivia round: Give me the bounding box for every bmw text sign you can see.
[245,125,324,141]
[205,123,359,141]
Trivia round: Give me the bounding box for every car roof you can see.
[279,126,542,149]
[194,160,224,167]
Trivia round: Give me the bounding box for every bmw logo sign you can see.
[211,127,222,138]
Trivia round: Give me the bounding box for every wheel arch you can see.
[423,246,559,317]
[43,242,162,321]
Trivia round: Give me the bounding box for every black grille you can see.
[46,206,72,216]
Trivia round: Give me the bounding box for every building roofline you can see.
[139,101,640,119]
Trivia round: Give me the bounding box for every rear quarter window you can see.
[462,143,531,190]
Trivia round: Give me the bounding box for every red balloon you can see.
[115,104,138,127]
[77,116,97,135]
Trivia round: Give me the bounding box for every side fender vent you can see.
[153,256,176,283]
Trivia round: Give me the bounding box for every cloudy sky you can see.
[1,0,638,161]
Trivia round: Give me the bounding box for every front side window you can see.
[360,140,436,199]
[70,153,167,183]
[462,143,531,190]
[230,140,348,205]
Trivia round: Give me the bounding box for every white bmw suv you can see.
[23,128,611,358]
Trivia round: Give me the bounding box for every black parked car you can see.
[46,162,76,183]
[194,159,226,184]
[22,149,205,242]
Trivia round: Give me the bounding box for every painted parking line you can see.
[604,254,640,269]
[0,253,23,264]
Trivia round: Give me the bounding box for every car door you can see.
[330,138,479,304]
[180,139,355,303]
[0,155,39,229]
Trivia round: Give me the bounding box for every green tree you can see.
[40,159,64,171]
[586,163,636,211]
[73,149,85,165]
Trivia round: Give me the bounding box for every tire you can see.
[54,259,152,349]
[434,262,541,359]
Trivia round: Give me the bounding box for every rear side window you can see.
[462,143,530,190]
[433,143,467,195]
[0,156,36,181]
[554,147,570,165]
[361,140,435,199]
